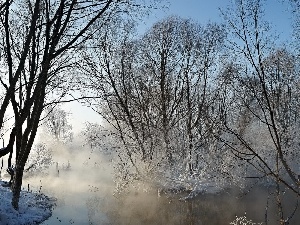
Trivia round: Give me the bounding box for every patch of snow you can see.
[156,173,225,200]
[0,180,55,225]
[179,180,224,200]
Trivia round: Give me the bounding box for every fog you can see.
[21,137,111,224]
[19,136,300,225]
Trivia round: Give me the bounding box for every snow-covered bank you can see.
[0,180,55,225]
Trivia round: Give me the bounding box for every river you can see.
[22,149,300,225]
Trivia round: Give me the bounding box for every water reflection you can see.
[106,186,300,225]
[23,150,299,225]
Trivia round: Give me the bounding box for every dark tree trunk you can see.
[11,166,24,210]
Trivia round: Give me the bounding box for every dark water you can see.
[102,187,300,225]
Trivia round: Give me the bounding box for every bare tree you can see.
[25,143,53,175]
[43,106,73,142]
[79,16,226,191]
[0,0,145,210]
[220,0,300,223]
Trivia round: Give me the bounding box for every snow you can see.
[0,180,55,225]
[153,173,226,202]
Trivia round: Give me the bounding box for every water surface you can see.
[23,151,300,225]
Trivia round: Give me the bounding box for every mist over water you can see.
[21,139,300,225]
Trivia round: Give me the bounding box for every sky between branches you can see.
[66,0,295,133]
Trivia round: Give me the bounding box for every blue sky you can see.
[137,0,294,43]
[68,0,295,133]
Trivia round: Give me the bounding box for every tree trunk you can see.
[11,165,24,210]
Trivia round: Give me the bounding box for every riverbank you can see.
[0,180,55,225]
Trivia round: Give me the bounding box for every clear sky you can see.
[67,0,295,134]
[137,0,294,42]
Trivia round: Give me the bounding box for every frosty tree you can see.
[219,0,300,223]
[43,106,73,142]
[78,16,228,191]
[0,0,154,210]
